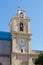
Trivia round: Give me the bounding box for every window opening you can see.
[20,22,23,31]
[21,49,23,52]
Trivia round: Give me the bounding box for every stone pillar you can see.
[28,57,32,65]
[11,54,16,65]
[28,40,32,54]
[12,38,16,52]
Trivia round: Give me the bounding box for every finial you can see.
[17,6,20,11]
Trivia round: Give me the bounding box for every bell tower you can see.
[9,7,32,65]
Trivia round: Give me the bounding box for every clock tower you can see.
[9,7,32,65]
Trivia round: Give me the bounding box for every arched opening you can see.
[21,48,23,52]
[20,22,23,31]
[20,12,23,18]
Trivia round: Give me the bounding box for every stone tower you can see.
[9,7,32,65]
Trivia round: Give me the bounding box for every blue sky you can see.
[0,0,43,50]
